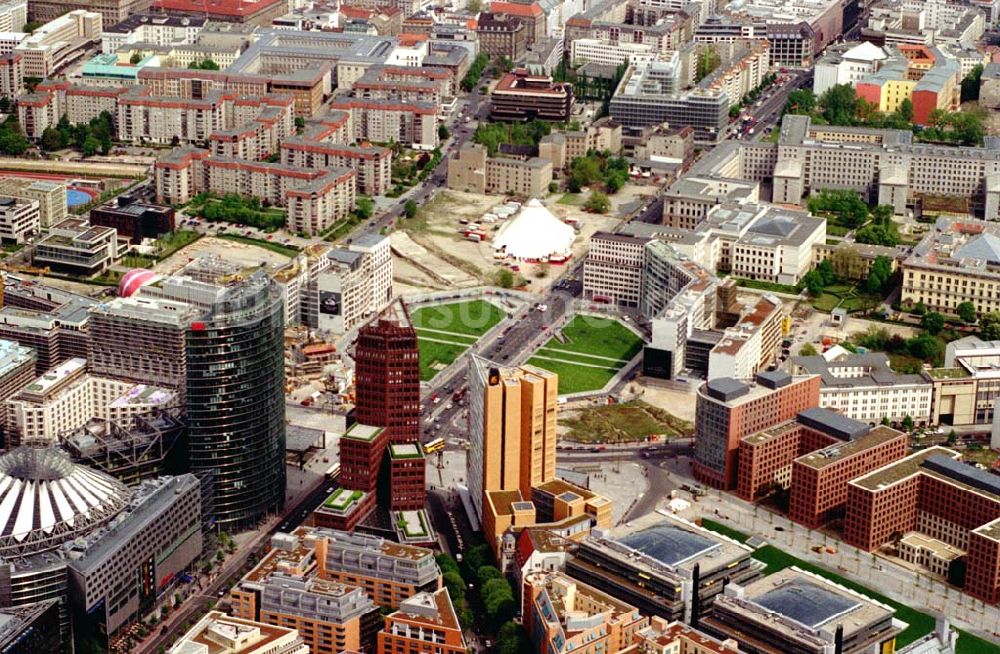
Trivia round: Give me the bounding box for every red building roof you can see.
[491,1,543,17]
[153,0,283,18]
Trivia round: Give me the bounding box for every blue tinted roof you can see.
[755,579,861,629]
[618,523,719,567]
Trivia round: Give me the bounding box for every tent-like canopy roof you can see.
[493,199,575,261]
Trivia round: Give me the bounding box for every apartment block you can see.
[376,588,466,654]
[6,357,177,445]
[329,97,438,150]
[707,294,783,382]
[523,571,647,654]
[697,39,770,108]
[315,233,392,335]
[0,52,21,98]
[0,179,66,228]
[0,338,34,434]
[630,617,741,654]
[0,286,92,373]
[280,139,392,196]
[693,372,821,489]
[791,350,933,425]
[447,142,553,197]
[476,12,528,60]
[230,532,380,654]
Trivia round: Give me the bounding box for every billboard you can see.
[320,291,342,317]
[643,346,673,380]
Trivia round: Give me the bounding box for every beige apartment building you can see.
[539,117,623,173]
[280,139,392,196]
[6,357,178,445]
[15,10,102,78]
[0,178,66,228]
[447,143,553,197]
[329,98,438,151]
[583,231,649,308]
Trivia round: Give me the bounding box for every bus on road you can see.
[423,438,445,455]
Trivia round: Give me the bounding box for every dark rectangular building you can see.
[89,196,175,244]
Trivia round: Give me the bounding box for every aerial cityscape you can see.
[3,0,1000,651]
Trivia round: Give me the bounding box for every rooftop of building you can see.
[795,425,904,470]
[388,442,423,459]
[391,587,463,636]
[527,570,638,635]
[0,338,33,378]
[153,0,284,17]
[107,12,208,32]
[792,351,928,388]
[341,422,384,442]
[585,512,753,578]
[169,611,299,654]
[716,567,896,641]
[847,446,1000,499]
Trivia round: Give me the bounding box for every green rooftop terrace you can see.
[342,423,384,442]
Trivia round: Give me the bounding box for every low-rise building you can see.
[376,588,466,654]
[447,142,553,197]
[523,571,647,654]
[702,567,904,654]
[101,12,204,54]
[791,350,933,425]
[168,611,310,654]
[565,512,764,621]
[0,178,66,228]
[14,9,102,78]
[89,196,174,244]
[490,68,573,122]
[32,218,118,275]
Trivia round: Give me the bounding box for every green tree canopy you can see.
[957,301,977,324]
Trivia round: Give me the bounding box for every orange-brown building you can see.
[845,447,1000,603]
[693,372,821,490]
[468,357,559,521]
[376,588,467,654]
[523,571,648,654]
[229,530,381,654]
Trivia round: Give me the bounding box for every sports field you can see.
[411,299,506,380]
[526,315,644,394]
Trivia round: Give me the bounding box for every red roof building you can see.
[153,0,286,25]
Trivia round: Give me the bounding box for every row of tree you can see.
[567,151,629,194]
[473,119,553,156]
[461,53,490,92]
[40,112,114,155]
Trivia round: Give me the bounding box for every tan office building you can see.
[447,142,553,197]
[468,355,558,521]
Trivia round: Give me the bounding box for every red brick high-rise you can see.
[342,307,425,513]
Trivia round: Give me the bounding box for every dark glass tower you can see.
[183,271,286,530]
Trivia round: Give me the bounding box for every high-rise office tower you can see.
[342,303,425,513]
[140,262,286,530]
[467,355,558,521]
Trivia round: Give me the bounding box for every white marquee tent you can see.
[493,198,575,261]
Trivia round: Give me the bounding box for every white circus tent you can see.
[492,198,575,261]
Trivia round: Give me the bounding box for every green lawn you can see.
[699,519,999,653]
[557,193,583,205]
[526,316,643,394]
[411,300,506,337]
[411,300,507,381]
[546,316,643,361]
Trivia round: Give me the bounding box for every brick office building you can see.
[693,372,820,490]
[845,447,1000,603]
[490,69,574,122]
[337,305,426,531]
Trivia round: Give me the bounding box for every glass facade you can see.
[185,274,286,531]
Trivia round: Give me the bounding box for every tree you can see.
[438,124,449,140]
[0,96,9,113]
[130,52,143,65]
[956,301,977,324]
[865,255,893,294]
[497,622,529,654]
[897,98,914,123]
[404,199,417,219]
[807,189,868,228]
[901,415,915,432]
[922,311,945,335]
[961,64,984,103]
[467,0,483,11]
[496,268,514,288]
[947,429,958,445]
[188,59,220,70]
[980,311,1000,340]
[40,127,62,151]
[784,88,816,116]
[355,196,375,219]
[802,269,826,297]
[819,84,859,126]
[831,247,864,281]
[907,333,943,363]
[799,343,818,356]
[816,259,835,286]
[584,190,610,213]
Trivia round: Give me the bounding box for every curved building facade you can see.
[185,271,286,530]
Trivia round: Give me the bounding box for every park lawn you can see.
[699,520,995,652]
[533,346,629,366]
[811,293,842,312]
[411,300,505,337]
[525,357,620,394]
[547,316,643,361]
[418,340,469,381]
[415,328,477,345]
[155,229,201,259]
[557,193,583,205]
